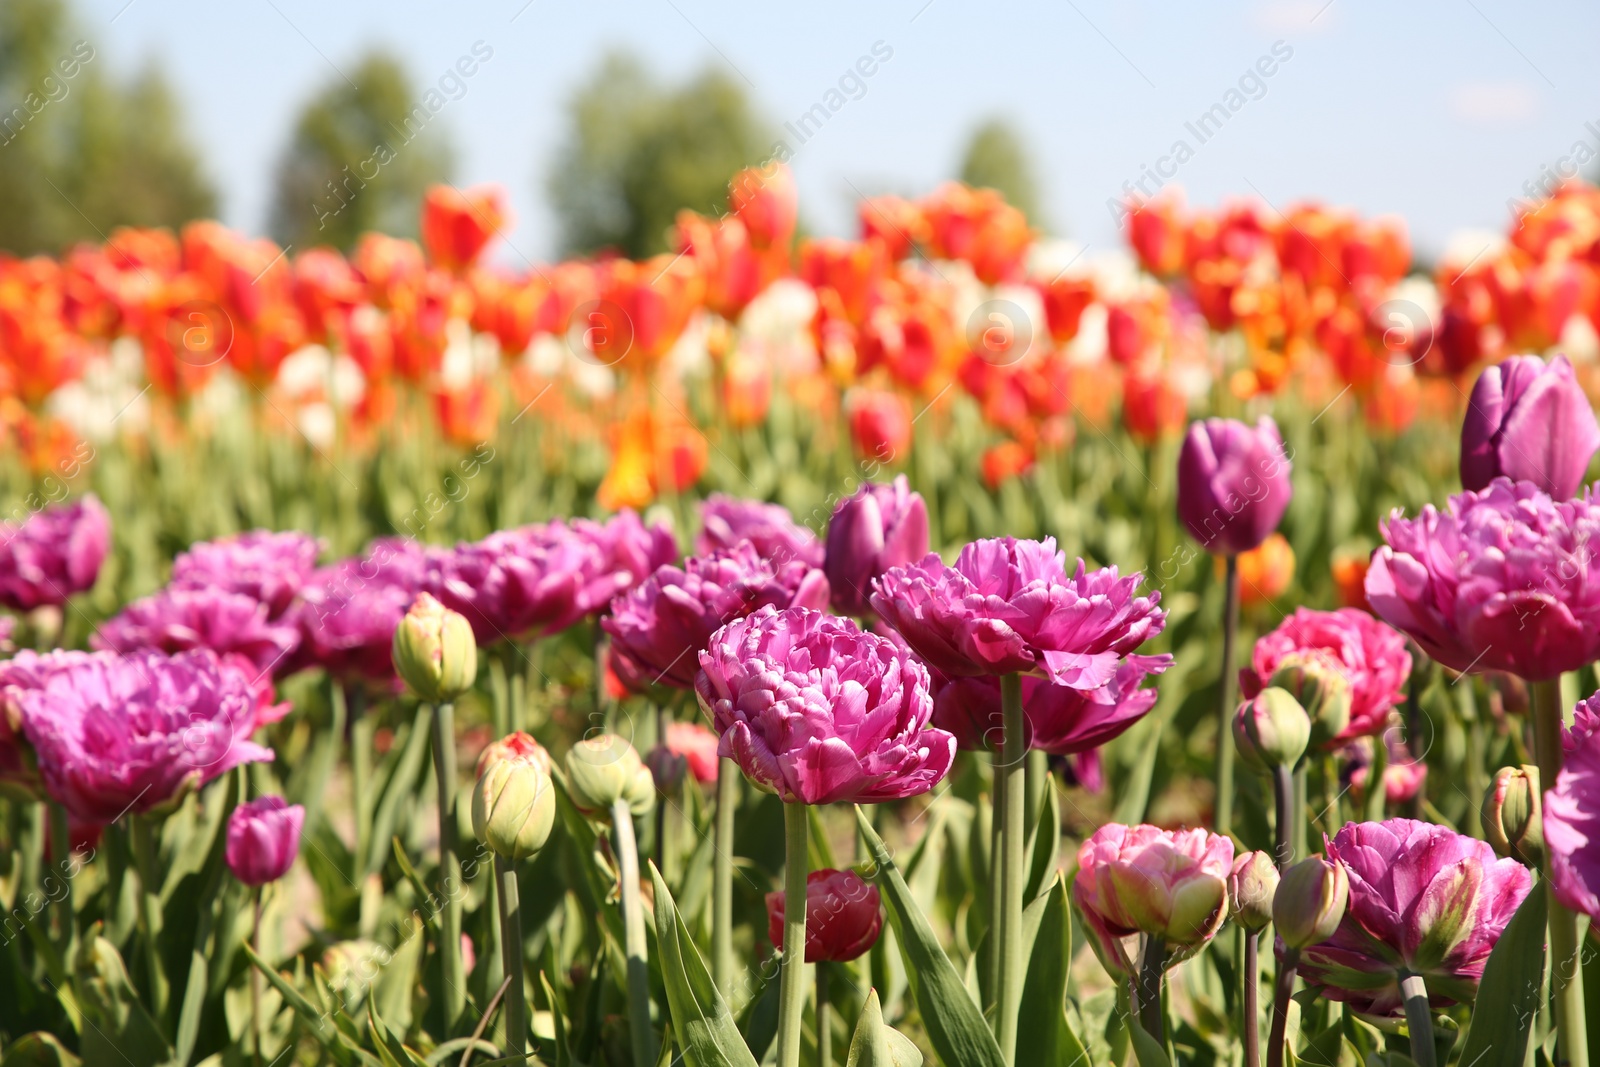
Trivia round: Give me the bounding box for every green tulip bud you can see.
[565,734,655,820]
[1273,856,1349,949]
[1483,764,1543,867]
[1233,687,1312,773]
[1268,653,1352,748]
[471,749,556,861]
[1228,850,1280,931]
[392,592,478,703]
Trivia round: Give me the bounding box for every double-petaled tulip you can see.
[1365,479,1600,680]
[1460,354,1600,499]
[171,530,321,620]
[872,537,1171,690]
[765,868,883,962]
[1073,824,1235,976]
[1273,855,1348,949]
[94,586,301,677]
[695,606,953,804]
[391,592,478,703]
[1228,850,1279,931]
[823,476,929,617]
[603,542,830,692]
[0,495,110,611]
[930,660,1164,755]
[563,734,655,819]
[293,538,427,682]
[696,495,823,568]
[1296,819,1532,1015]
[1176,417,1292,556]
[1264,653,1353,747]
[1483,764,1542,866]
[226,795,305,886]
[1545,729,1600,921]
[1233,687,1311,772]
[471,739,556,861]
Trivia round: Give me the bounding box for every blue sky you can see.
[77,0,1600,265]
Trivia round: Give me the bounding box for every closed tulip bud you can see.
[1268,653,1353,748]
[1273,856,1349,949]
[392,593,477,703]
[645,744,687,793]
[564,734,655,819]
[1233,687,1311,772]
[1228,850,1279,931]
[471,749,556,861]
[1483,764,1542,866]
[226,796,305,887]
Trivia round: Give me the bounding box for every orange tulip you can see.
[593,255,706,371]
[981,439,1035,489]
[800,238,889,325]
[434,379,499,446]
[676,212,767,321]
[858,195,930,261]
[1232,533,1295,607]
[1034,271,1096,345]
[722,350,771,428]
[597,407,708,510]
[920,182,1032,286]
[1331,550,1372,612]
[421,184,510,273]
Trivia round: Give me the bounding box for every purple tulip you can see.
[226,795,305,886]
[1365,478,1600,681]
[871,537,1171,690]
[1176,417,1293,556]
[695,606,953,804]
[603,542,830,692]
[426,528,605,644]
[1546,726,1600,922]
[571,510,679,599]
[1461,354,1600,499]
[171,530,322,619]
[1296,819,1532,1016]
[930,660,1163,755]
[1564,690,1600,754]
[697,494,823,567]
[94,586,301,678]
[12,649,276,824]
[293,538,427,682]
[824,476,930,616]
[0,495,110,611]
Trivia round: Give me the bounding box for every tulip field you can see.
[2,165,1600,1067]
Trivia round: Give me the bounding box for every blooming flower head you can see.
[824,476,930,616]
[695,606,953,804]
[872,537,1171,690]
[1297,818,1532,1016]
[1365,478,1600,680]
[1072,823,1235,977]
[571,510,679,599]
[13,649,276,824]
[766,868,884,962]
[0,495,110,611]
[1242,608,1411,743]
[171,530,322,619]
[696,494,823,568]
[931,660,1164,755]
[1545,728,1600,922]
[95,587,301,678]
[226,795,305,886]
[1460,354,1600,500]
[1176,416,1292,556]
[1564,688,1600,754]
[603,542,830,691]
[665,720,719,784]
[294,538,427,682]
[426,525,612,644]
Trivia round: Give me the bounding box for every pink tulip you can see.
[1545,727,1600,922]
[0,495,110,611]
[766,868,883,962]
[1460,354,1600,500]
[94,587,301,677]
[823,476,929,616]
[696,495,823,568]
[226,795,304,886]
[1176,417,1292,556]
[171,530,321,619]
[1242,607,1411,743]
[665,721,720,784]
[930,660,1163,754]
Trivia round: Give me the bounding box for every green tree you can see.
[547,51,771,258]
[958,117,1044,227]
[269,50,453,252]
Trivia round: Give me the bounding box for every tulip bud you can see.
[476,730,552,778]
[1233,687,1311,772]
[1483,764,1543,866]
[1268,653,1352,747]
[392,593,477,703]
[564,734,655,819]
[645,744,687,793]
[471,749,556,861]
[1273,856,1349,949]
[1228,850,1279,931]
[226,796,305,887]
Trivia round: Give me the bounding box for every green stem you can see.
[130,815,169,1018]
[1266,946,1299,1067]
[1243,931,1260,1067]
[714,756,738,995]
[1292,764,1308,863]
[47,801,72,951]
[1532,677,1590,1067]
[1399,972,1436,1067]
[349,686,373,888]
[251,888,263,1067]
[612,799,656,1067]
[818,961,832,1067]
[986,780,1001,1006]
[494,854,527,1058]
[1271,763,1294,869]
[431,701,465,1029]
[1136,935,1166,1045]
[1217,555,1241,836]
[776,801,809,1067]
[996,672,1027,1064]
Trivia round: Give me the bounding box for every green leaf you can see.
[1024,777,1061,903]
[366,706,434,876]
[1127,1018,1172,1067]
[844,988,923,1067]
[71,936,172,1067]
[390,838,442,933]
[0,1032,81,1066]
[1458,881,1548,1067]
[648,863,759,1067]
[367,1000,429,1067]
[243,943,360,1066]
[1015,877,1092,1067]
[854,806,1006,1067]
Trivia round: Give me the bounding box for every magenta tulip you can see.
[226,796,305,886]
[1176,417,1293,556]
[766,868,883,962]
[1460,354,1600,499]
[1545,727,1600,921]
[293,538,427,682]
[930,660,1163,754]
[95,587,301,677]
[824,476,930,616]
[172,530,321,619]
[695,606,953,804]
[571,510,679,598]
[1242,608,1411,743]
[697,494,823,567]
[0,495,110,611]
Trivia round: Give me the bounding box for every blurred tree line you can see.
[0,0,1045,258]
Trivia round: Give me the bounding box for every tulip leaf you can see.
[71,936,172,1067]
[845,988,924,1067]
[1024,777,1061,904]
[1458,880,1547,1067]
[389,838,442,933]
[367,1000,430,1067]
[1127,1018,1172,1067]
[854,806,1007,1067]
[648,863,760,1067]
[243,943,362,1067]
[366,706,434,876]
[0,1031,81,1066]
[1016,876,1092,1067]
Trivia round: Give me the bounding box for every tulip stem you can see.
[996,672,1027,1065]
[251,887,263,1067]
[612,799,656,1067]
[1532,677,1590,1067]
[1265,946,1299,1067]
[47,801,72,951]
[349,686,374,888]
[714,756,738,995]
[817,961,832,1067]
[1217,555,1241,837]
[1136,934,1167,1045]
[1243,931,1260,1067]
[777,801,810,1067]
[430,701,465,1030]
[1271,764,1294,869]
[1398,972,1436,1067]
[130,815,169,1018]
[494,854,526,1058]
[1292,765,1308,863]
